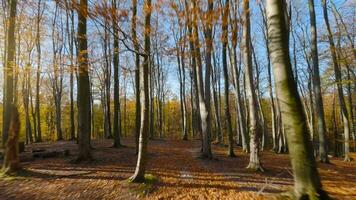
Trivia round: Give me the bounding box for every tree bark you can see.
[77,0,92,161]
[221,0,235,157]
[243,0,262,171]
[192,0,213,158]
[321,0,351,162]
[308,0,329,163]
[112,0,122,147]
[132,0,140,154]
[130,0,151,183]
[2,0,17,147]
[35,0,43,142]
[2,105,20,173]
[266,0,328,198]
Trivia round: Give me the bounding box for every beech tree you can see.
[221,0,235,157]
[266,0,329,198]
[77,0,91,161]
[112,0,121,147]
[322,0,351,162]
[308,0,329,163]
[132,0,140,154]
[243,0,263,171]
[130,0,151,183]
[2,0,17,147]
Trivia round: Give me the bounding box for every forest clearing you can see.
[1,138,356,200]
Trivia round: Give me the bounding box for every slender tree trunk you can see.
[308,0,329,163]
[23,63,33,144]
[2,0,17,147]
[259,2,277,151]
[112,0,122,147]
[185,0,201,141]
[65,0,76,141]
[232,47,248,152]
[221,0,234,157]
[192,0,213,158]
[130,0,151,183]
[322,0,351,162]
[35,1,43,142]
[77,0,91,161]
[211,55,222,144]
[132,0,140,154]
[266,0,328,198]
[243,0,262,171]
[177,42,188,140]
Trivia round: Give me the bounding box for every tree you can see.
[130,0,151,183]
[321,0,351,162]
[243,0,263,171]
[132,0,140,154]
[2,104,20,173]
[230,0,248,152]
[50,2,64,141]
[221,0,235,157]
[2,0,17,147]
[192,0,213,158]
[266,0,329,198]
[35,0,44,142]
[259,1,277,152]
[77,0,92,161]
[112,0,122,147]
[308,0,329,163]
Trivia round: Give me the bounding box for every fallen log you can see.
[33,150,70,159]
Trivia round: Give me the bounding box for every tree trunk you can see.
[266,0,328,198]
[185,0,201,141]
[35,0,42,141]
[112,0,122,147]
[2,105,20,173]
[192,0,213,158]
[232,47,248,152]
[243,0,262,171]
[2,0,17,147]
[321,0,351,162]
[259,2,277,152]
[308,0,329,163]
[221,0,235,157]
[132,0,140,154]
[65,0,75,141]
[130,0,151,183]
[77,0,92,161]
[211,54,222,144]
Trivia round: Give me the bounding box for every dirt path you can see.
[0,139,355,200]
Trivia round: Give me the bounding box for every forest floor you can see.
[0,138,355,200]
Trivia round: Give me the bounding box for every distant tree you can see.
[64,0,76,141]
[50,2,64,141]
[35,0,44,142]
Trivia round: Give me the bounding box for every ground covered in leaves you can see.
[0,138,355,200]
